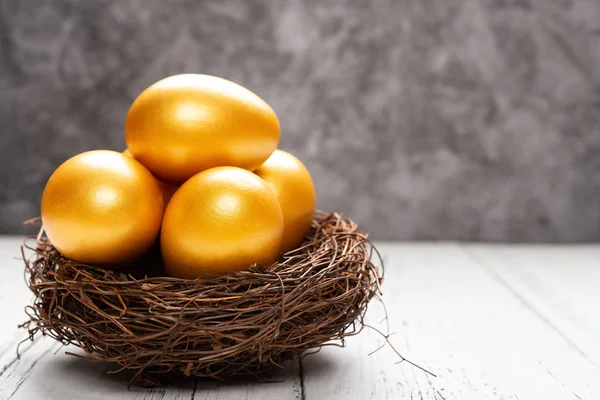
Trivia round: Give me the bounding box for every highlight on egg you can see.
[41,150,164,265]
[254,150,316,253]
[160,166,284,279]
[125,74,280,184]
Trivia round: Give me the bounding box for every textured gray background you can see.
[1,0,599,241]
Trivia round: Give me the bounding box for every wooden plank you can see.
[0,237,33,323]
[465,244,600,367]
[4,240,600,399]
[301,243,600,400]
[0,237,302,400]
[0,337,301,400]
[0,337,63,400]
[195,362,302,400]
[0,237,36,362]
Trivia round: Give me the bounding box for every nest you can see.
[21,211,383,384]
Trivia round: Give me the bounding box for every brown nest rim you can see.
[21,211,383,384]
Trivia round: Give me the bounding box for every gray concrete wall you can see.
[1,0,599,241]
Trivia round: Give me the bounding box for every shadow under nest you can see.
[21,211,384,385]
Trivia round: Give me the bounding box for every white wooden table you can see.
[0,237,598,399]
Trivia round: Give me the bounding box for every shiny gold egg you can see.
[122,149,178,206]
[254,150,316,253]
[161,166,284,279]
[41,150,164,265]
[125,74,280,184]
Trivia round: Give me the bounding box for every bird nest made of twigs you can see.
[20,211,383,385]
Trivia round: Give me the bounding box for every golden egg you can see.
[254,150,316,253]
[122,149,178,206]
[156,180,178,206]
[161,166,284,279]
[125,74,280,184]
[41,150,164,265]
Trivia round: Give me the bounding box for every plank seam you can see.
[190,379,198,400]
[6,342,61,399]
[0,336,40,379]
[299,356,306,400]
[461,245,600,372]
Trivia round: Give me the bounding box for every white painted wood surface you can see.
[0,237,599,399]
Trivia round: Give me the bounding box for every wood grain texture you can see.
[0,237,35,367]
[301,243,600,399]
[465,245,600,367]
[1,240,599,399]
[0,337,301,400]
